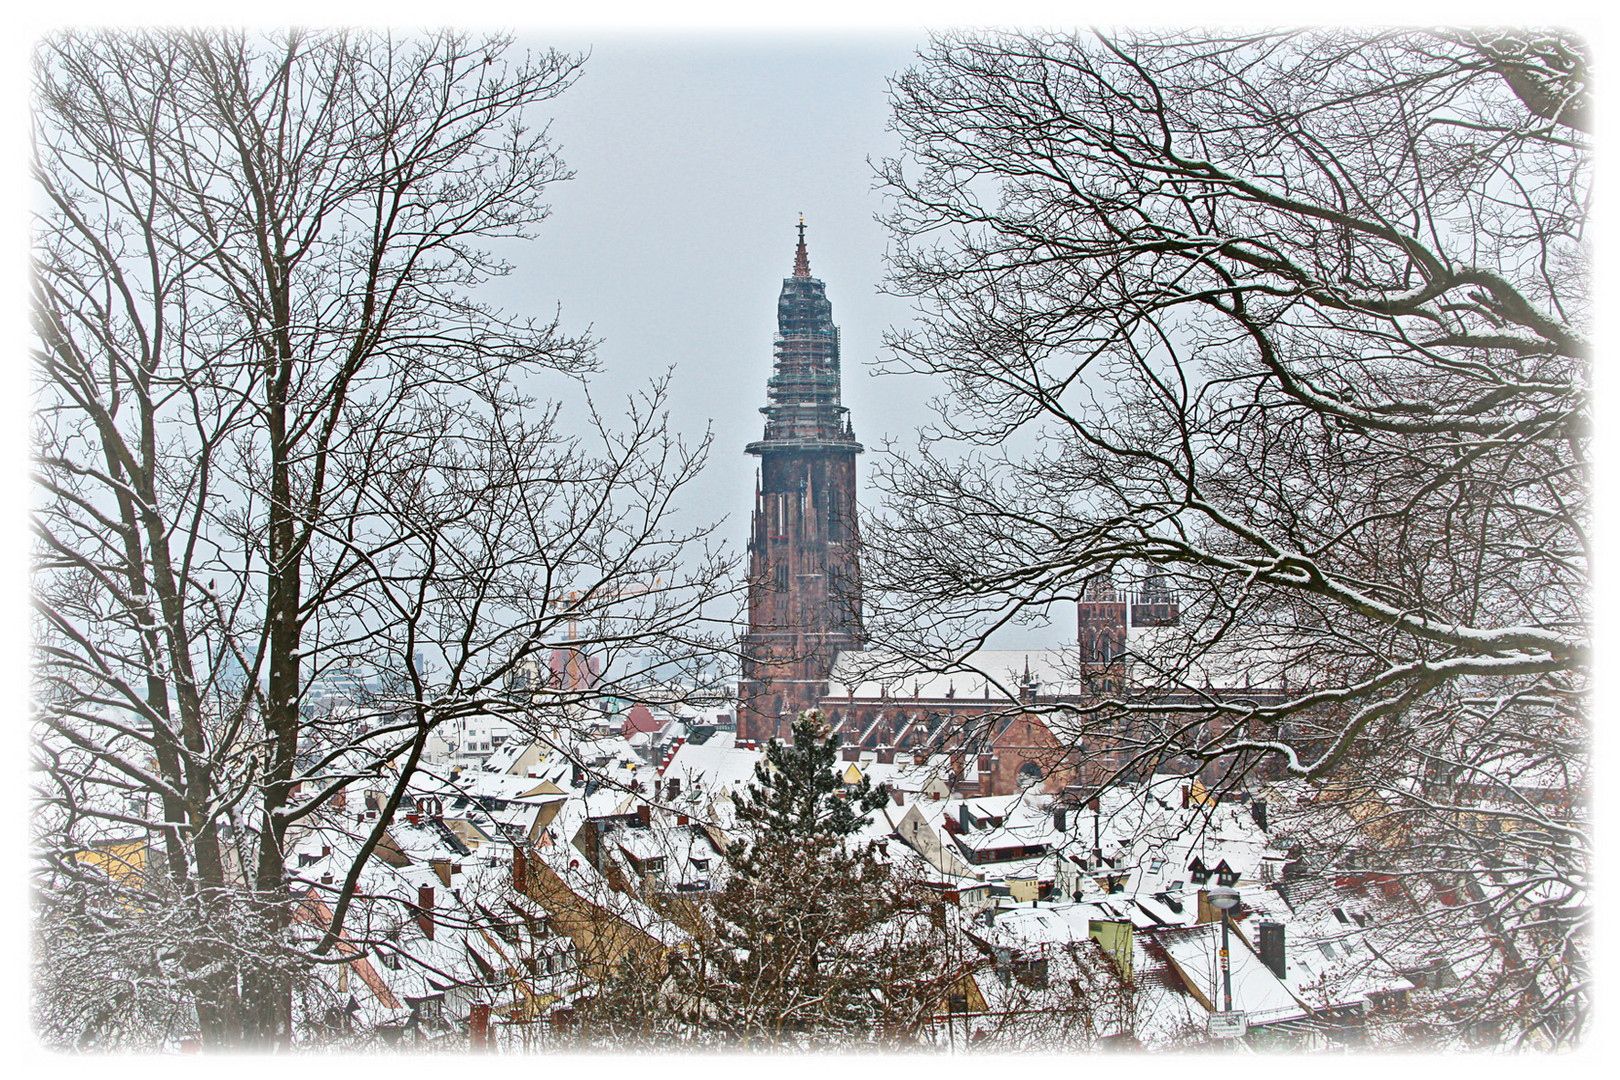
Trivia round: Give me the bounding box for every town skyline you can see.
[29,26,1589,1055]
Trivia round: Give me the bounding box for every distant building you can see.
[730,226,1275,792]
[738,220,866,741]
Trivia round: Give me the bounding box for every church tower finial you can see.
[793,214,811,278]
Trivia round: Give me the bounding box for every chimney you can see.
[513,847,528,893]
[1054,806,1068,833]
[469,1002,491,1052]
[959,804,973,833]
[1251,799,1269,832]
[1181,784,1191,809]
[893,790,905,806]
[417,885,436,940]
[1258,921,1287,979]
[636,804,652,828]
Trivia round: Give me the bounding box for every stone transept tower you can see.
[738,220,865,742]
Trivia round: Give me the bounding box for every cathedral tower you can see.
[738,220,865,742]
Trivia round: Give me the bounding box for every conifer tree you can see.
[733,712,889,844]
[693,711,893,1044]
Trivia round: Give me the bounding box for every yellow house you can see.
[76,837,148,888]
[933,971,989,1016]
[1088,918,1134,983]
[1006,876,1040,903]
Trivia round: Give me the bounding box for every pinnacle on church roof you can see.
[793,215,811,278]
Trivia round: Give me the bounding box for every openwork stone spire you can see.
[749,219,861,451]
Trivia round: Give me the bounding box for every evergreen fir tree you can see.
[732,711,889,844]
[692,711,893,1044]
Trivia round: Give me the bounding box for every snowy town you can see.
[253,674,1532,1050]
[32,26,1587,1054]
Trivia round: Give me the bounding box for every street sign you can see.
[1209,1011,1249,1039]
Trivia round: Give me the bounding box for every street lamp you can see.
[1207,885,1240,1015]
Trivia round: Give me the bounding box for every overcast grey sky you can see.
[497,32,922,518]
[481,33,1076,647]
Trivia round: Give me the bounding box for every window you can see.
[1012,958,1049,989]
[770,494,787,540]
[380,930,401,970]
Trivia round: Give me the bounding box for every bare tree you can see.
[870,29,1587,1047]
[32,29,732,1050]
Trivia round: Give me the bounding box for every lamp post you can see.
[1207,885,1240,1015]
